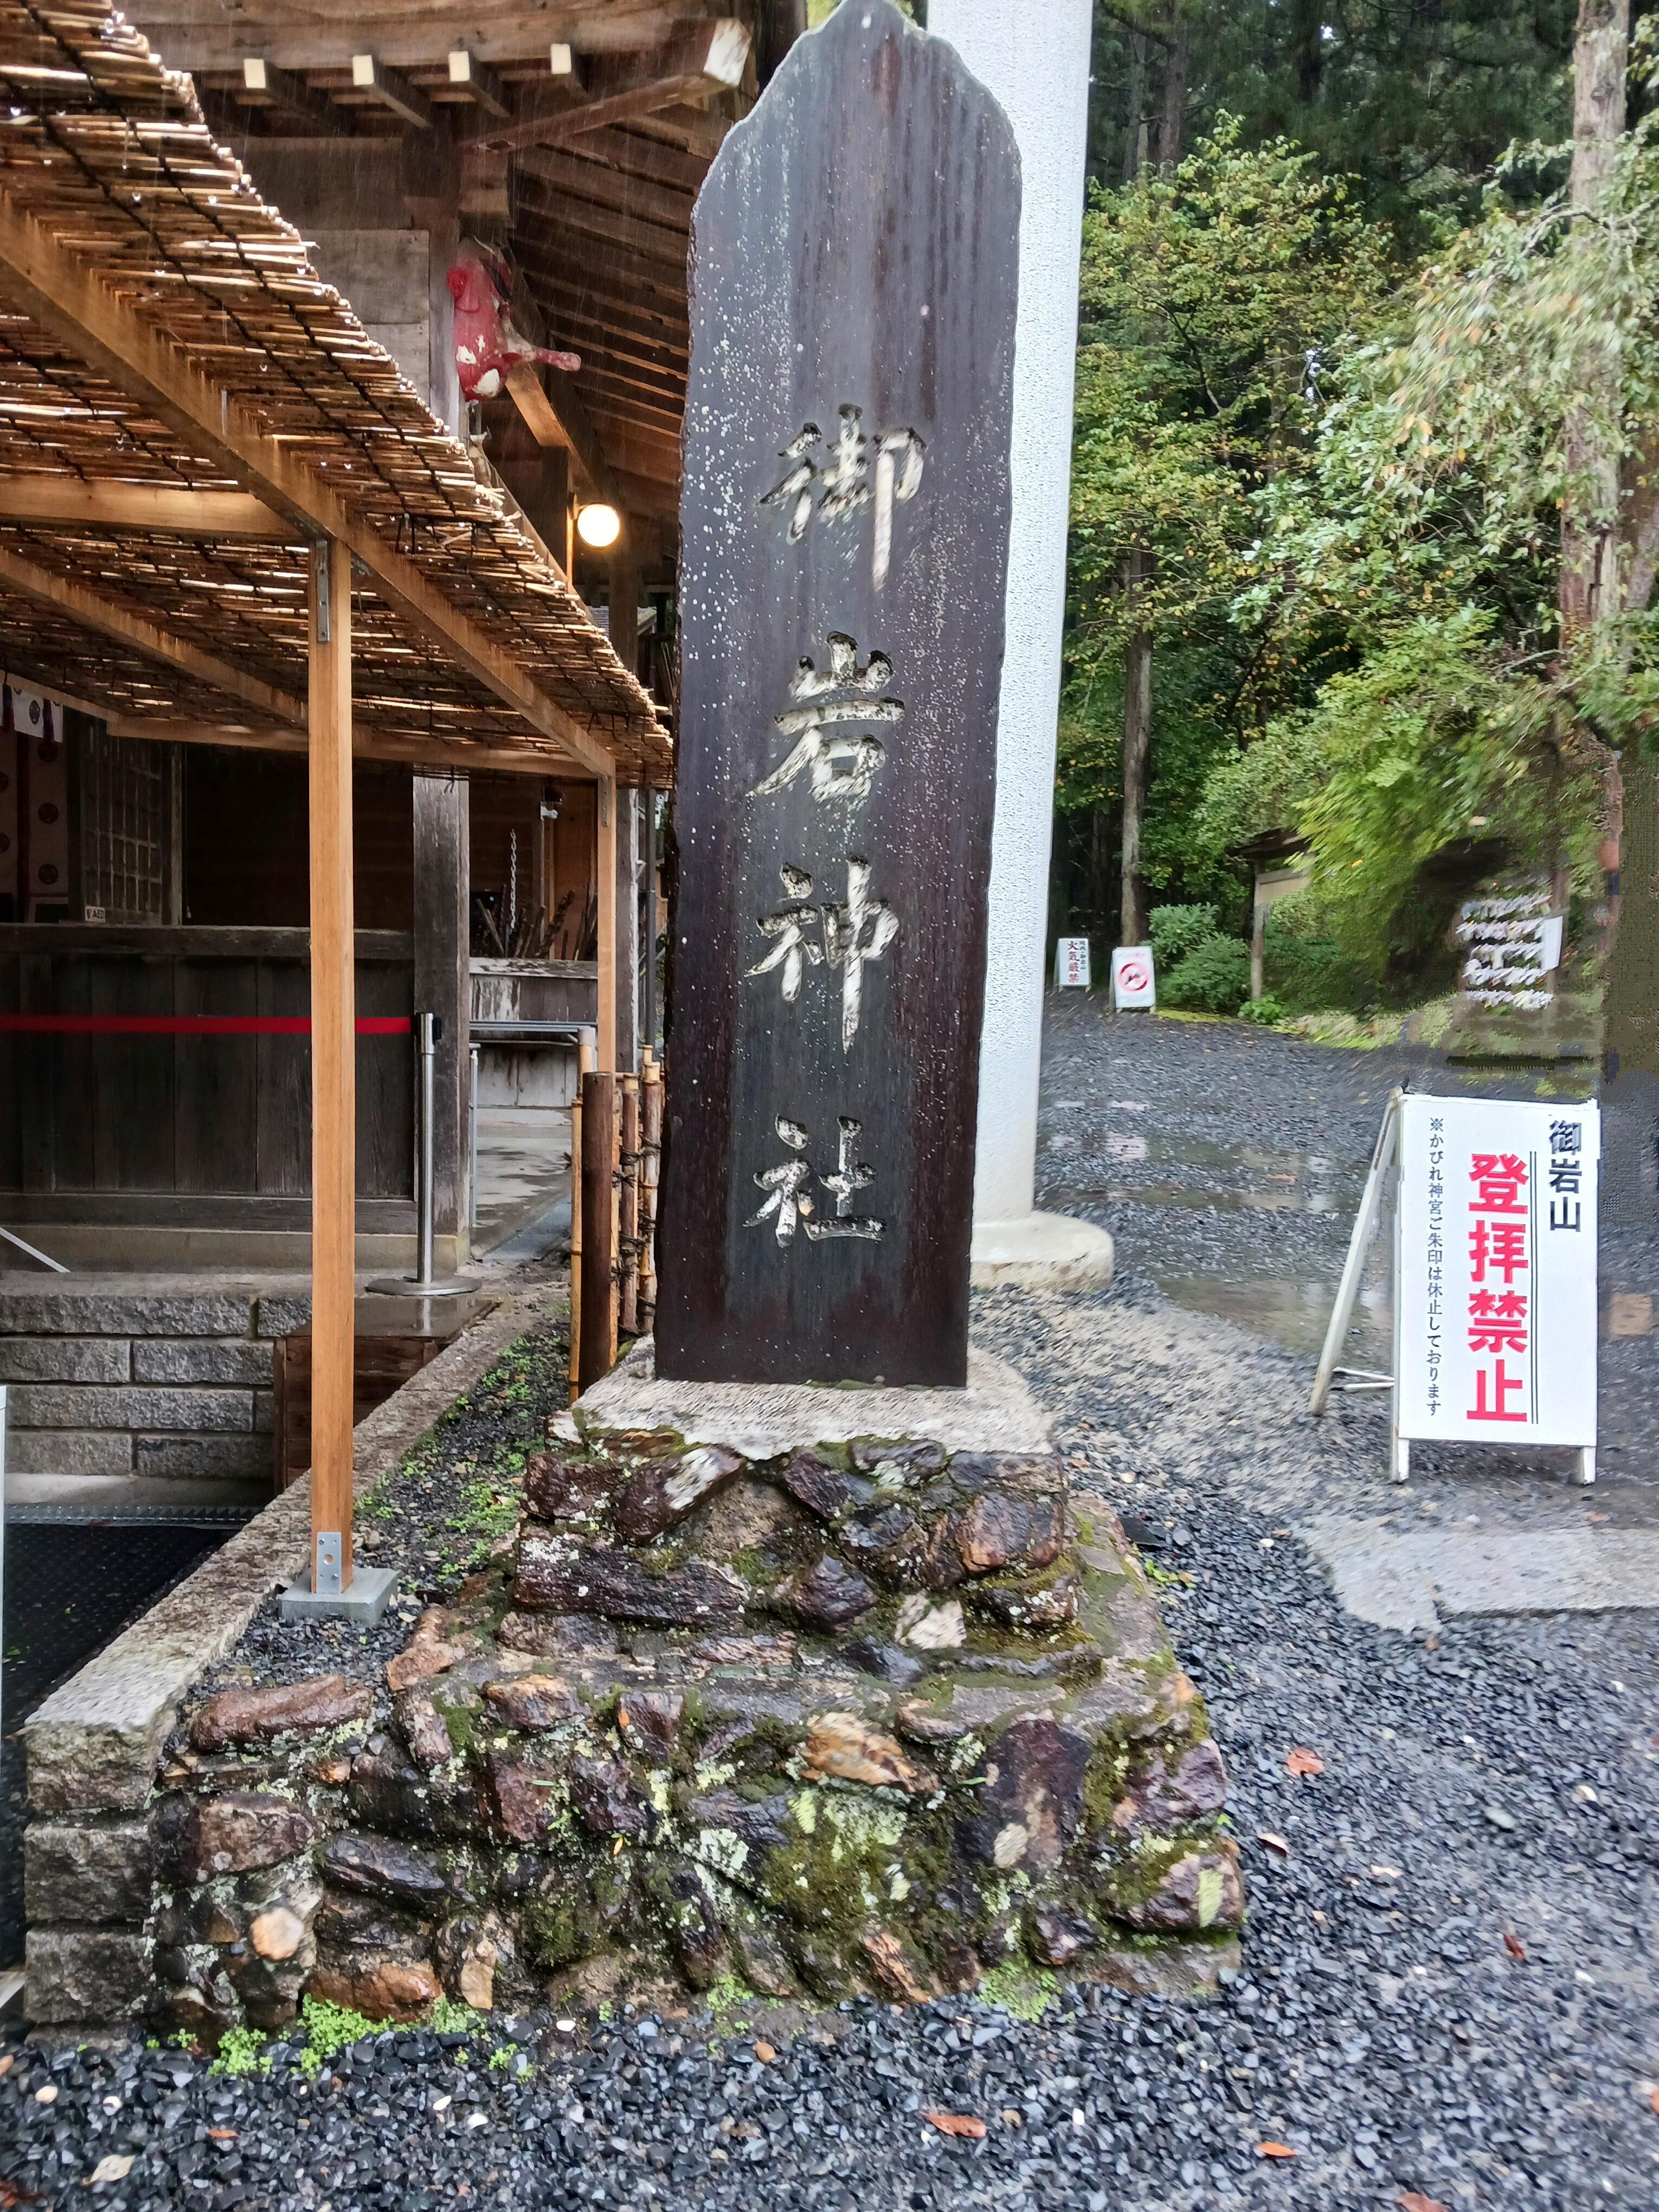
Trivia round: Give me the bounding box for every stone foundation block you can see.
[0,1336,130,1383]
[4,1429,134,1477]
[24,1820,153,1925]
[8,1384,253,1432]
[132,1338,274,1386]
[25,1929,152,2023]
[134,1433,271,1481]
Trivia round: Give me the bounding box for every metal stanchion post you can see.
[368,1012,476,1297]
[469,1041,480,1237]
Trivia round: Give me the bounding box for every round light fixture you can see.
[576,502,621,550]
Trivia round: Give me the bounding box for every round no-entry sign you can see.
[1111,946,1156,1009]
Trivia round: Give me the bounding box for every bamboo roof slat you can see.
[0,1,672,780]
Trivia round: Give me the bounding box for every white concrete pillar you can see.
[929,0,1114,1289]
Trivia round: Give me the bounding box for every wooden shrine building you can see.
[0,2,807,1587]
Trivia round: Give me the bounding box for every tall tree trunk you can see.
[1561,0,1628,640]
[1121,546,1153,945]
[1562,2,1630,1064]
[1123,29,1148,184]
[1159,4,1187,170]
[1291,0,1324,108]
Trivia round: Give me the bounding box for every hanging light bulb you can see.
[576,503,622,550]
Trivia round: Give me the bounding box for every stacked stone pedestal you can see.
[113,1347,1240,2033]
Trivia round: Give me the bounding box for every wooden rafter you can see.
[475,21,750,153]
[125,4,726,75]
[0,475,292,538]
[0,537,305,723]
[0,187,618,778]
[104,715,592,777]
[351,52,433,130]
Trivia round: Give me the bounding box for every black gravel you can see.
[183,1318,569,1714]
[4,1006,1657,2209]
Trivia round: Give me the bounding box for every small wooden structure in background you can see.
[570,1046,663,1396]
[271,1301,472,1490]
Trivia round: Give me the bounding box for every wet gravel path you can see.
[3,1007,1657,2210]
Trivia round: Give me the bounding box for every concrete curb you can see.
[23,1289,560,1818]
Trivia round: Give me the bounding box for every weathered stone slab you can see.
[515,1535,747,1626]
[0,1336,129,1383]
[7,1384,253,1431]
[575,1339,1053,1461]
[132,1338,275,1385]
[0,1279,260,1336]
[24,1819,152,1925]
[323,1832,451,1908]
[188,1674,371,1752]
[153,1790,318,1882]
[25,1929,152,2022]
[5,1429,133,1477]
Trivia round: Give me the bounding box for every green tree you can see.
[1062,123,1393,943]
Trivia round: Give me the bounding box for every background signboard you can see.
[1054,936,1091,988]
[1395,1094,1598,1449]
[1111,945,1155,1009]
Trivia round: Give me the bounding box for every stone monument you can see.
[655,0,1019,1387]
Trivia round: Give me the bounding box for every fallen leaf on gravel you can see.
[1000,2108,1022,2127]
[925,2112,987,2140]
[1650,2084,1659,2117]
[1369,1864,1402,1879]
[0,2179,43,2207]
[1256,2141,1298,2159]
[1257,1830,1290,1856]
[753,2041,776,2063]
[1587,1511,1608,1523]
[1398,2194,1448,2212]
[207,2127,237,2141]
[0,2058,10,2080]
[1285,1747,1324,1778]
[1503,1932,1527,1961]
[88,2157,134,2185]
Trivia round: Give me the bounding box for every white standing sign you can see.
[1313,1090,1599,1481]
[1111,944,1155,1009]
[1054,936,1091,988]
[1395,1095,1598,1450]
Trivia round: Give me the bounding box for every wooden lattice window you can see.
[80,724,166,923]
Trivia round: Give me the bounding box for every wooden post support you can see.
[412,771,472,1252]
[568,1024,597,1403]
[279,539,391,1622]
[619,1073,640,1333]
[595,773,618,1072]
[638,1047,663,1337]
[615,785,641,1075]
[578,1066,620,1390]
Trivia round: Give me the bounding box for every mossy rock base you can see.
[145,1407,1243,2035]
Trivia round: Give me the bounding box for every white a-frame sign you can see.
[1313,1091,1599,1483]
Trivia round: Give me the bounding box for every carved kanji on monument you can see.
[655,0,1019,1386]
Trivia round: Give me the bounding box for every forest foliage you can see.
[1059,0,1648,1015]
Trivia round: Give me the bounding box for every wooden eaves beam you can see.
[351,54,433,131]
[240,57,338,134]
[503,362,623,514]
[0,187,618,780]
[447,49,512,121]
[0,539,304,726]
[0,476,292,538]
[103,715,593,778]
[476,21,751,155]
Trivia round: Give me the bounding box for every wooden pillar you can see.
[308,537,356,1596]
[614,784,641,1075]
[412,770,471,1253]
[595,770,617,1071]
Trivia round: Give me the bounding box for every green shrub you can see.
[1262,908,1374,1014]
[1162,933,1251,1013]
[1148,903,1219,967]
[1238,992,1287,1025]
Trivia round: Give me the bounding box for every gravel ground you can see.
[3,1004,1656,2211]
